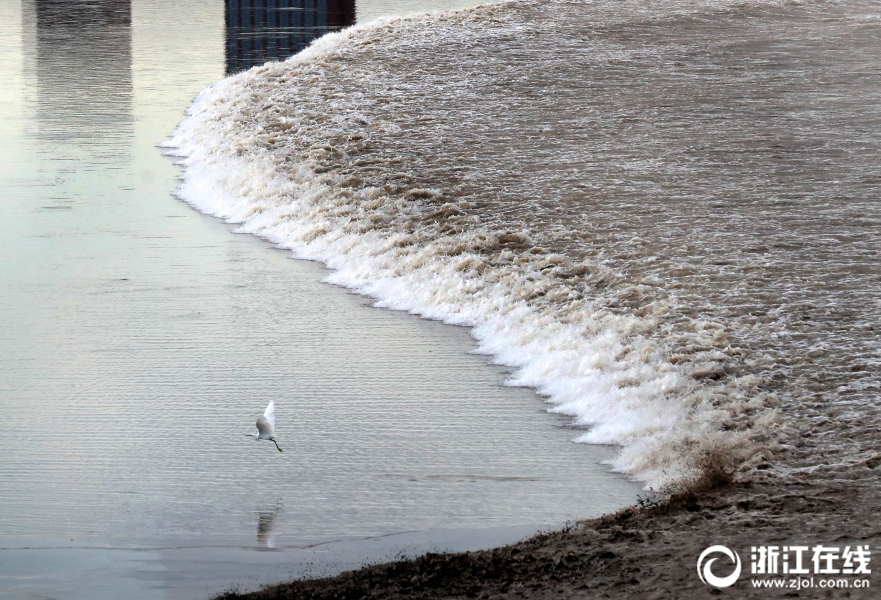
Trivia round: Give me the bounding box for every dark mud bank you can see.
[216,481,879,599]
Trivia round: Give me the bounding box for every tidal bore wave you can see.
[165,0,881,490]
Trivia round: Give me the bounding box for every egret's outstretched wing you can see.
[256,415,274,438]
[263,401,276,430]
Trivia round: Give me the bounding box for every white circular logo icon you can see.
[697,545,742,588]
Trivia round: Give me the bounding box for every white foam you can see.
[163,0,787,490]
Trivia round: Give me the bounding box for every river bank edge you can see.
[214,478,879,599]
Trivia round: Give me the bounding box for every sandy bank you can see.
[216,480,878,599]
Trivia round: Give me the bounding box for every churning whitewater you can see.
[165,0,881,490]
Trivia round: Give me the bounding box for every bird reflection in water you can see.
[256,503,282,549]
[226,0,356,75]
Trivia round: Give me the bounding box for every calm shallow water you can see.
[0,1,641,598]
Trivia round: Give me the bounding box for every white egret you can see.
[248,401,283,452]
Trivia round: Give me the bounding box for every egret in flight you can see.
[249,401,283,452]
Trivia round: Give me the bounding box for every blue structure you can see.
[226,0,356,74]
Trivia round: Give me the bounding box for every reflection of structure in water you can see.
[23,0,132,147]
[225,0,356,75]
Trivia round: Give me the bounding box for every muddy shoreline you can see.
[216,480,878,599]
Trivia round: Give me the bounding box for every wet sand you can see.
[215,478,880,599]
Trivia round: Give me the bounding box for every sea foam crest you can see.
[164,1,778,490]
